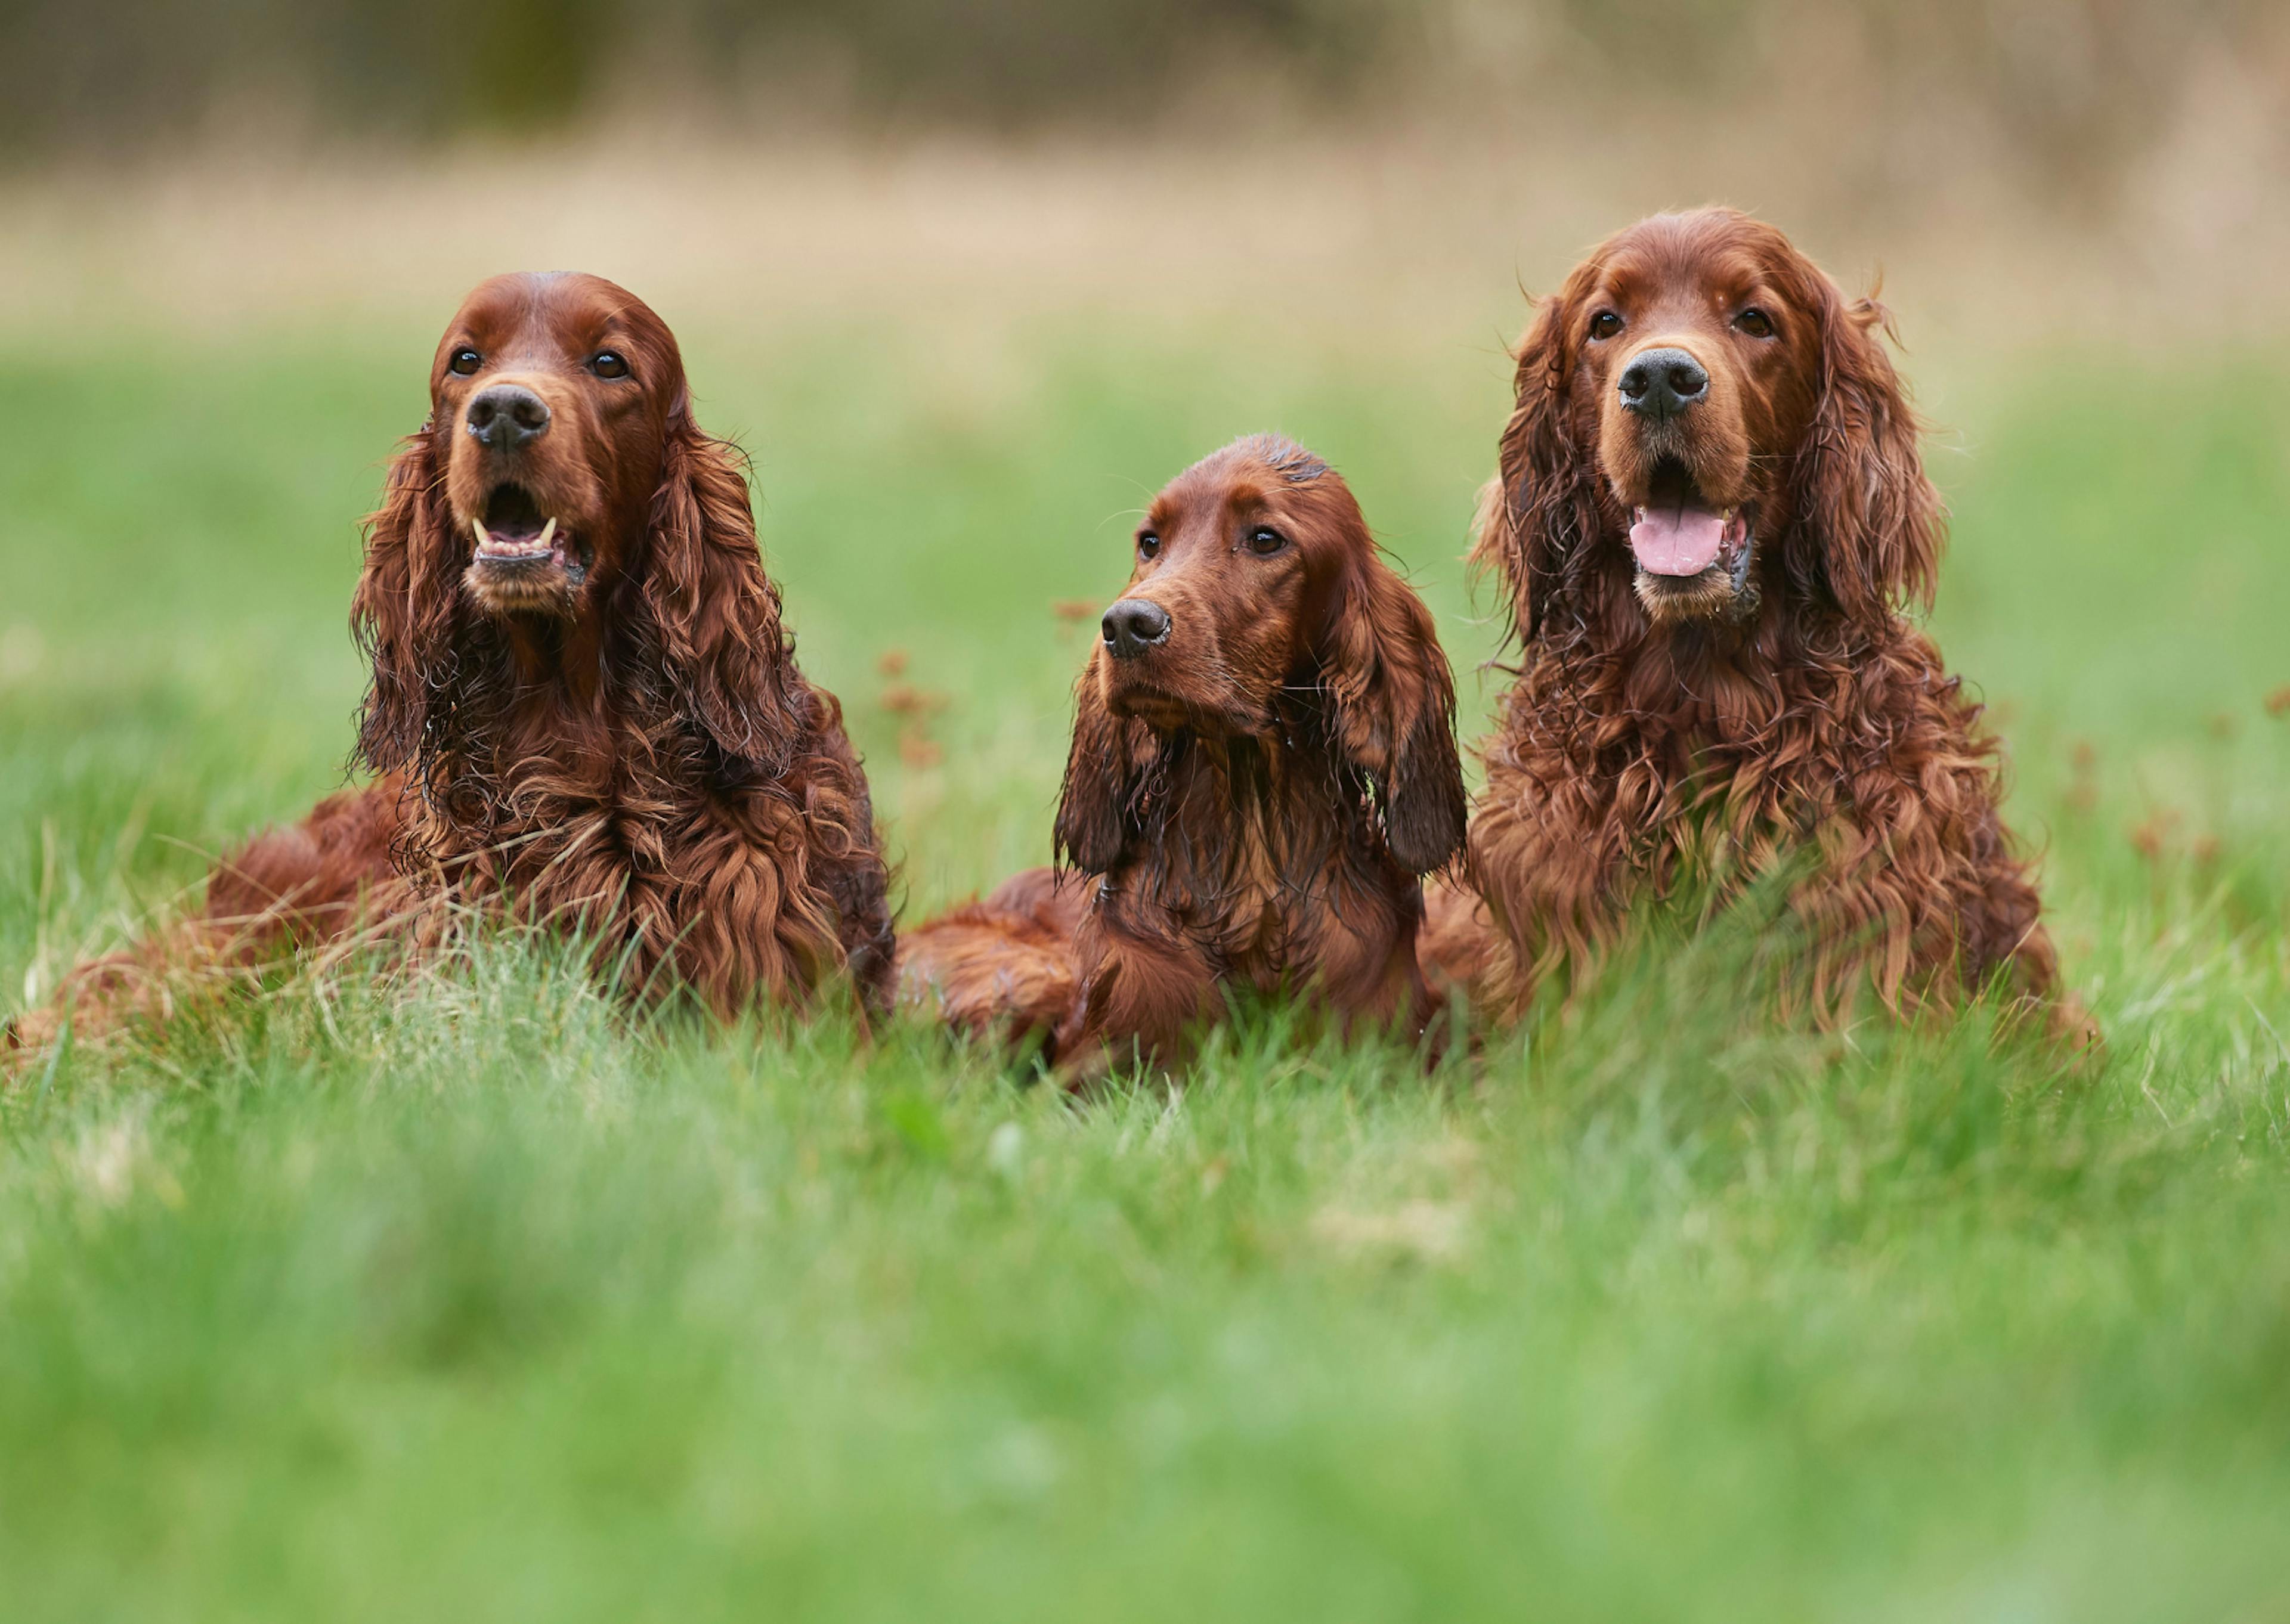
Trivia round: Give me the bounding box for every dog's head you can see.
[428,272,683,618]
[351,273,802,777]
[1481,207,1941,636]
[1055,435,1464,876]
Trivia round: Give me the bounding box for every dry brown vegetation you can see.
[1,2,2282,356]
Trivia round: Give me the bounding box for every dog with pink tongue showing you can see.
[1419,207,2082,1042]
[1630,496,1744,580]
[1607,340,1765,625]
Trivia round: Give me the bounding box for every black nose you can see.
[1618,348,1709,421]
[465,385,551,451]
[1101,598,1171,660]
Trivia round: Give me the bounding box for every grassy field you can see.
[3,303,2288,1620]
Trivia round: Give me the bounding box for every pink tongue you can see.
[1630,507,1724,577]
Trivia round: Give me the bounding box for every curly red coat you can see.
[1426,210,2074,1033]
[11,273,890,1054]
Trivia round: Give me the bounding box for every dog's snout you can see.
[1618,347,1709,421]
[1101,599,1172,661]
[466,384,552,451]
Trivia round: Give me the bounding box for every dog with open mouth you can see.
[1424,209,2082,1036]
[896,435,1467,1078]
[359,272,893,1024]
[10,272,893,1055]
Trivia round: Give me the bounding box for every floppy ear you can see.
[350,424,462,774]
[1788,281,1943,624]
[1324,553,1468,876]
[644,415,807,768]
[1053,656,1134,876]
[1472,267,1607,643]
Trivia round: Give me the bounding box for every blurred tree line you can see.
[4,0,2279,193]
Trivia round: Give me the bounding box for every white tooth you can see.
[538,517,558,548]
[473,519,492,546]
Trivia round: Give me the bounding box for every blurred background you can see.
[8,0,2286,218]
[2,0,2286,937]
[7,0,2286,336]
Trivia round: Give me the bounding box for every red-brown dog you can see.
[899,435,1466,1076]
[1426,209,2076,1033]
[11,273,892,1055]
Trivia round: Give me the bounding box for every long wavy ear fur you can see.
[1325,553,1467,875]
[643,416,806,768]
[351,426,460,775]
[1787,281,1944,625]
[1053,656,1132,875]
[1472,266,1606,643]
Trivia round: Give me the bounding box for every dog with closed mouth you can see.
[899,435,1468,1077]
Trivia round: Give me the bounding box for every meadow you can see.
[2,228,2288,1617]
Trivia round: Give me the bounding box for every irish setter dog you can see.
[13,272,892,1052]
[1426,209,2074,1031]
[899,436,1467,1077]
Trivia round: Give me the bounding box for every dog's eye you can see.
[1588,311,1623,340]
[448,348,482,376]
[590,351,629,379]
[1137,532,1160,560]
[1246,526,1287,556]
[1733,308,1775,339]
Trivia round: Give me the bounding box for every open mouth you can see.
[1627,457,1754,602]
[470,484,587,585]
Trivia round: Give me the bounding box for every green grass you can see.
[2,315,2287,1621]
